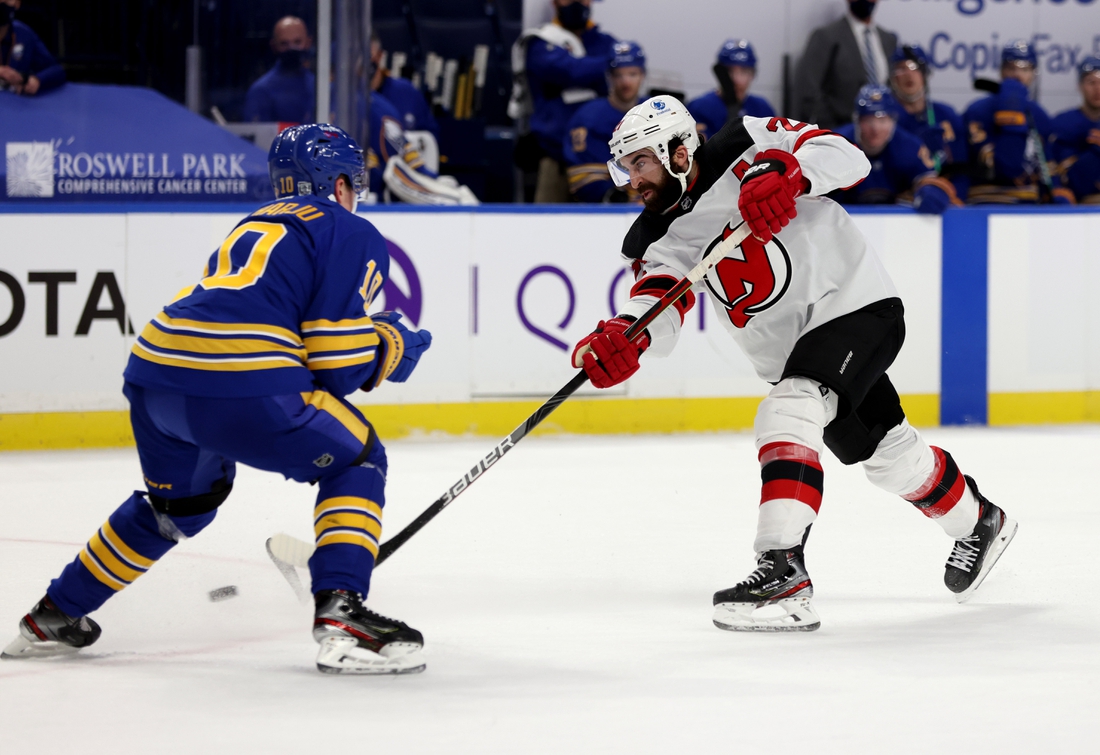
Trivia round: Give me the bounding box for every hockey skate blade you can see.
[315,636,426,675]
[1,634,82,660]
[955,517,1018,604]
[713,596,821,632]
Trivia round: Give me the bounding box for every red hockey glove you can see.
[571,317,651,389]
[737,149,808,244]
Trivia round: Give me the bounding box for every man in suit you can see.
[792,0,897,130]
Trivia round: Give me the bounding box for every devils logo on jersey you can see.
[703,222,792,328]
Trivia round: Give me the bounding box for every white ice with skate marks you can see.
[0,427,1097,753]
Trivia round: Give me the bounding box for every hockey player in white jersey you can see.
[571,95,1017,631]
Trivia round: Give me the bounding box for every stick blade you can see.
[265,534,313,604]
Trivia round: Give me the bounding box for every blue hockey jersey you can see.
[377,74,439,141]
[124,197,390,399]
[833,124,935,204]
[563,97,641,203]
[962,90,1073,203]
[1051,106,1100,203]
[895,101,966,169]
[687,92,775,141]
[526,25,617,161]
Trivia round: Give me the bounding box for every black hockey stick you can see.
[973,78,1054,202]
[373,221,753,565]
[712,63,742,123]
[265,221,753,580]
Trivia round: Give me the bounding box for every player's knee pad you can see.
[823,375,906,465]
[149,476,232,518]
[755,376,839,453]
[861,420,936,496]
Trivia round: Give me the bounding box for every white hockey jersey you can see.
[619,115,898,383]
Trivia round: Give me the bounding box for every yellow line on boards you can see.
[1,394,942,451]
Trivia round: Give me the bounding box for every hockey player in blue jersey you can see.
[563,41,646,203]
[509,0,618,202]
[687,39,776,141]
[1052,56,1100,204]
[370,31,439,142]
[2,124,434,675]
[963,40,1074,205]
[889,44,967,209]
[834,85,946,210]
[360,90,478,206]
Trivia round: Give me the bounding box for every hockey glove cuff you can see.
[571,317,650,389]
[992,79,1031,134]
[913,183,951,214]
[738,149,808,244]
[362,311,433,391]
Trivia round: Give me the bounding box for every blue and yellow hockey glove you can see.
[992,79,1030,135]
[363,311,432,390]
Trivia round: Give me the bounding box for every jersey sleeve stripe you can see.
[141,322,308,359]
[153,312,302,345]
[792,128,842,153]
[302,318,376,333]
[303,333,380,353]
[629,275,697,323]
[131,342,304,371]
[305,353,378,370]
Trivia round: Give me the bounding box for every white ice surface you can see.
[1,427,1097,753]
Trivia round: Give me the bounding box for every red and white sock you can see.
[861,422,979,538]
[902,446,979,538]
[754,442,823,552]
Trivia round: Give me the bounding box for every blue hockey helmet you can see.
[717,39,757,69]
[892,44,930,77]
[1002,39,1038,69]
[268,123,366,200]
[609,41,646,71]
[1080,55,1100,80]
[854,84,900,119]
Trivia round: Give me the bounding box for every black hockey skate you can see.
[312,589,425,674]
[1,595,101,659]
[713,546,820,632]
[944,476,1018,603]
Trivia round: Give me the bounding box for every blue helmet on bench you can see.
[268,123,366,200]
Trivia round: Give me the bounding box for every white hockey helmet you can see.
[607,95,700,196]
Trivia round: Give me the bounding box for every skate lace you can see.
[739,555,776,586]
[946,534,980,572]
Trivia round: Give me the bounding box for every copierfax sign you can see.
[584,0,1100,118]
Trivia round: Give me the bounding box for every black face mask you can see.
[277,49,306,70]
[2,5,16,27]
[557,2,590,32]
[849,0,876,21]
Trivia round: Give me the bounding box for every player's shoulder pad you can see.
[1051,107,1090,135]
[963,94,996,120]
[699,115,754,171]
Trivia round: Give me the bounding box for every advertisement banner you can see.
[534,0,1099,120]
[1,84,271,203]
[0,207,944,415]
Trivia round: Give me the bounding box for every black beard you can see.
[640,169,685,212]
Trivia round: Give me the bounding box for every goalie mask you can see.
[607,95,700,200]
